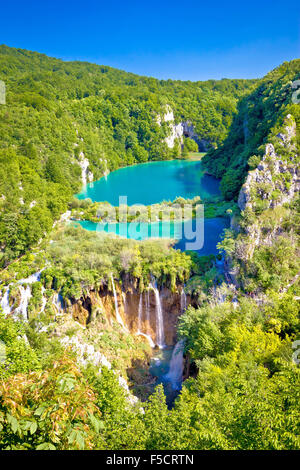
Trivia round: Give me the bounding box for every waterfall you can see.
[40,286,47,313]
[136,292,155,347]
[15,285,31,320]
[110,274,126,329]
[137,331,155,348]
[18,270,43,285]
[137,293,143,333]
[150,280,165,349]
[1,270,45,320]
[52,292,64,313]
[146,289,151,333]
[0,287,11,315]
[181,287,187,312]
[165,340,185,390]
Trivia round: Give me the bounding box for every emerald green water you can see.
[77,160,220,205]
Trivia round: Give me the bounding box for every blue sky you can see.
[1,0,299,80]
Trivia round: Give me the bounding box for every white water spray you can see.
[1,270,45,320]
[165,340,185,390]
[135,292,155,348]
[18,270,43,285]
[137,293,143,333]
[15,285,31,320]
[150,280,165,349]
[0,287,11,315]
[146,289,151,333]
[52,292,64,313]
[40,286,47,313]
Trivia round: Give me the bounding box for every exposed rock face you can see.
[236,115,299,260]
[238,116,299,212]
[157,105,208,151]
[58,325,138,405]
[67,280,189,347]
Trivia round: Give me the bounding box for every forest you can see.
[0,46,299,450]
[0,45,254,265]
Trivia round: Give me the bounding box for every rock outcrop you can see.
[67,280,189,347]
[157,105,209,151]
[236,114,299,260]
[238,116,299,212]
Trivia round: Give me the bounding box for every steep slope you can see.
[203,59,300,200]
[0,45,254,265]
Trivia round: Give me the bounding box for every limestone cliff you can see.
[238,115,299,212]
[66,279,189,347]
[236,114,299,260]
[78,151,94,186]
[157,105,209,151]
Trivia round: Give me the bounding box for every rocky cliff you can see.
[238,115,299,212]
[236,114,299,260]
[157,105,209,151]
[67,279,189,347]
[2,273,189,348]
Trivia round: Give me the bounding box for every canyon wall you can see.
[1,274,190,348]
[68,280,189,347]
[236,115,299,261]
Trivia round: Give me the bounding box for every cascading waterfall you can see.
[137,293,143,333]
[18,270,43,285]
[40,286,47,313]
[110,273,126,330]
[1,270,45,320]
[146,289,151,333]
[0,287,11,315]
[150,280,165,349]
[52,292,64,313]
[165,340,185,390]
[136,292,155,348]
[15,285,31,320]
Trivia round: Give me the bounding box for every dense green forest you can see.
[0,45,254,265]
[0,47,299,450]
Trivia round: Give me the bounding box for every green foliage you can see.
[40,225,192,299]
[0,45,254,264]
[204,59,300,199]
[0,312,40,379]
[0,356,102,450]
[175,298,300,449]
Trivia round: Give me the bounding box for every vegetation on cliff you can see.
[203,59,300,200]
[0,49,299,450]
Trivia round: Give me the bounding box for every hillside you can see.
[204,59,300,199]
[0,48,299,451]
[0,45,255,265]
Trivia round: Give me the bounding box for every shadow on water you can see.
[174,161,220,198]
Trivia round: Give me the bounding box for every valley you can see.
[0,46,299,450]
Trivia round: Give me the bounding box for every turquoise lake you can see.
[74,219,229,255]
[77,160,220,205]
[75,160,229,254]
